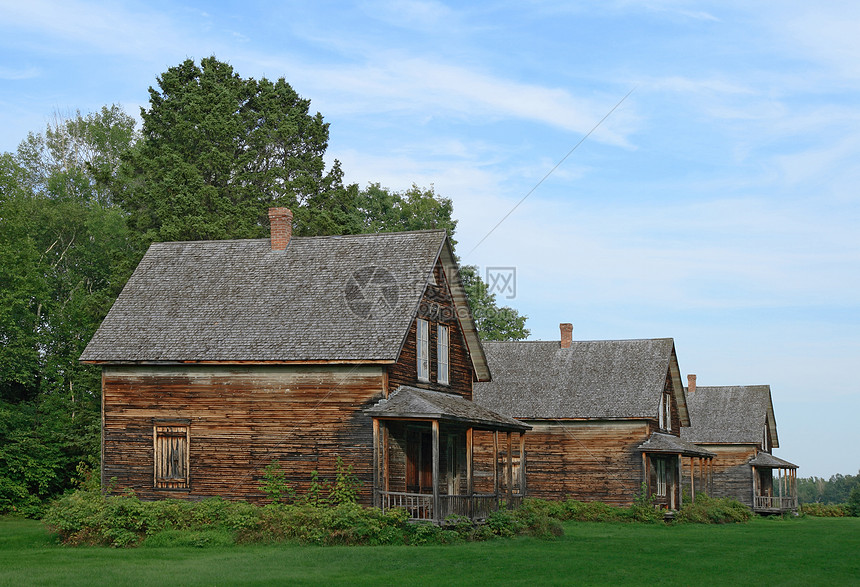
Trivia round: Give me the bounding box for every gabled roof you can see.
[366,386,529,432]
[637,432,715,458]
[680,385,779,448]
[80,230,488,377]
[473,338,689,424]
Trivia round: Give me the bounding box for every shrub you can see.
[674,494,752,524]
[800,502,848,517]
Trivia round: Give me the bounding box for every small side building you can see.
[474,324,712,509]
[680,376,798,513]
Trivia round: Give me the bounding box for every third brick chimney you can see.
[687,374,697,394]
[268,207,293,251]
[560,323,573,348]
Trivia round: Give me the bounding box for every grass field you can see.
[2,515,858,586]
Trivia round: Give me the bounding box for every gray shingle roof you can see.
[81,231,484,365]
[749,452,797,469]
[366,385,529,431]
[637,432,715,457]
[473,338,688,422]
[680,385,779,448]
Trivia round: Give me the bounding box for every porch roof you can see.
[637,432,715,458]
[367,386,530,432]
[749,452,798,469]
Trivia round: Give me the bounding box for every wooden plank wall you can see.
[684,444,757,506]
[102,364,384,504]
[387,260,475,399]
[473,420,649,505]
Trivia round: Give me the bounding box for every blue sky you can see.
[2,1,858,478]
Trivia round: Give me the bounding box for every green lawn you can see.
[2,515,858,586]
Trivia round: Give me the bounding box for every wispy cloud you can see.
[0,65,40,80]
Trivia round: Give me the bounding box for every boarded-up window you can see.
[154,424,189,489]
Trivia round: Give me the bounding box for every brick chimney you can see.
[268,207,293,251]
[560,323,573,349]
[687,374,697,394]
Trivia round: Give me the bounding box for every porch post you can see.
[432,420,440,522]
[506,431,513,504]
[493,430,499,498]
[677,453,682,509]
[519,432,526,497]
[642,452,648,495]
[689,457,695,503]
[466,427,474,518]
[372,418,380,508]
[751,465,757,508]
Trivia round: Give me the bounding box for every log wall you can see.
[685,444,757,506]
[101,364,385,504]
[473,420,649,505]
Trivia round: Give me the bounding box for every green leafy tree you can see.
[0,108,136,513]
[356,183,457,237]
[116,56,355,243]
[15,105,137,206]
[459,265,529,341]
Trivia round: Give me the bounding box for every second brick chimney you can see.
[268,207,293,251]
[687,374,697,394]
[560,323,573,349]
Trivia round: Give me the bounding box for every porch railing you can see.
[378,490,523,522]
[754,495,798,511]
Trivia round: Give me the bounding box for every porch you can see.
[367,386,530,523]
[639,432,715,510]
[750,452,798,514]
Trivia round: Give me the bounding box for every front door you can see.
[406,428,432,493]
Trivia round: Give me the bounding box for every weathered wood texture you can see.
[387,260,474,398]
[684,444,757,507]
[102,364,384,503]
[473,420,649,505]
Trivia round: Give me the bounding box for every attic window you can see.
[417,318,430,382]
[658,392,672,433]
[154,424,189,489]
[437,324,449,385]
[762,424,769,451]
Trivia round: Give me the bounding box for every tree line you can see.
[797,472,860,505]
[0,56,528,514]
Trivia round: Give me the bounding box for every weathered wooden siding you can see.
[473,420,649,505]
[387,260,474,398]
[685,444,757,506]
[102,364,385,503]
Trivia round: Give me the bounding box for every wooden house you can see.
[680,376,798,513]
[473,324,713,509]
[80,208,527,521]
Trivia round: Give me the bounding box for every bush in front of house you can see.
[673,494,752,524]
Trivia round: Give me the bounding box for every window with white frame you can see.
[417,318,429,381]
[437,324,449,385]
[658,391,672,432]
[762,423,769,451]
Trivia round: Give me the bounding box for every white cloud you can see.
[0,65,40,80]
